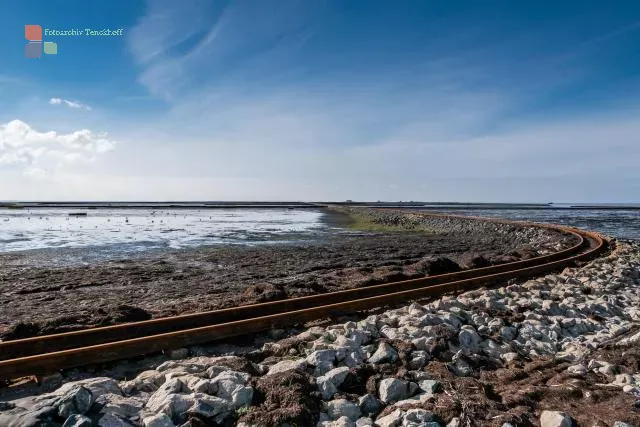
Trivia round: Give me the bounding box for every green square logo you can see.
[43,42,57,55]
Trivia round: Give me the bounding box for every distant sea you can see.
[0,209,330,263]
[1,204,637,266]
[421,206,640,241]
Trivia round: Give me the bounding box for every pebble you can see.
[540,410,574,427]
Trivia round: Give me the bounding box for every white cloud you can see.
[49,97,92,111]
[0,120,116,176]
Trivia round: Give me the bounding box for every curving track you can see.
[0,212,607,381]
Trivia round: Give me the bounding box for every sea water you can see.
[0,208,328,257]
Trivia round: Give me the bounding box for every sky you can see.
[0,1,639,202]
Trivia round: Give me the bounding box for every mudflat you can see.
[0,210,577,340]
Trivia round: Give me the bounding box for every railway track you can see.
[0,212,606,381]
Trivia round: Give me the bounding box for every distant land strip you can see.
[0,201,638,210]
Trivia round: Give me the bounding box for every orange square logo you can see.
[25,25,42,41]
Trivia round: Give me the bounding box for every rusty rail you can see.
[0,213,606,380]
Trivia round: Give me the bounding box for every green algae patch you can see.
[329,206,439,233]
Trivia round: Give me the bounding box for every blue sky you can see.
[0,1,639,201]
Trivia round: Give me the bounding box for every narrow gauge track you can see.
[0,212,606,380]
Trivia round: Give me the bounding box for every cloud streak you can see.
[49,98,92,111]
[127,0,323,99]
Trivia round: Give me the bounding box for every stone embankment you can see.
[333,207,578,256]
[2,239,639,426]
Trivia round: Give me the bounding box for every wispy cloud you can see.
[49,98,92,111]
[127,0,322,99]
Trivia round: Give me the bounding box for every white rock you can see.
[402,408,435,426]
[145,378,184,413]
[96,393,144,419]
[191,378,216,394]
[55,377,122,401]
[566,364,587,375]
[446,418,460,427]
[319,415,356,427]
[347,330,370,346]
[318,367,350,400]
[266,358,307,375]
[315,361,336,376]
[231,386,254,408]
[307,349,339,366]
[375,408,404,427]
[597,364,618,376]
[501,352,519,363]
[188,394,233,422]
[458,325,482,352]
[121,370,166,394]
[540,410,573,427]
[207,371,253,408]
[57,385,93,418]
[327,399,361,421]
[143,413,175,427]
[206,365,230,378]
[417,380,440,394]
[378,378,416,404]
[411,337,430,351]
[407,351,428,370]
[98,413,133,427]
[368,342,398,364]
[612,373,634,386]
[355,417,374,426]
[334,336,360,350]
[154,394,195,420]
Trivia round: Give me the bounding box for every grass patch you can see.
[342,211,438,233]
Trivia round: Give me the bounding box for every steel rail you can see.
[0,214,606,380]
